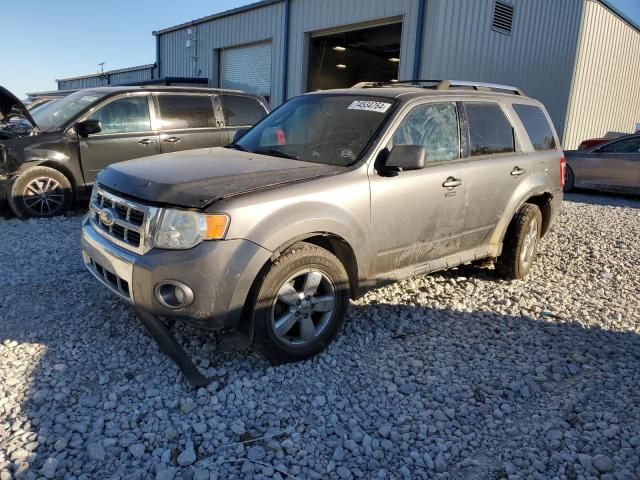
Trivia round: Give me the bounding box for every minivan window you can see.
[513,104,557,151]
[391,103,460,162]
[220,95,267,127]
[465,103,515,156]
[31,90,110,131]
[157,95,215,130]
[88,96,151,134]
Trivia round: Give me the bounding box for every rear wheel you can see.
[564,165,575,192]
[496,203,542,280]
[8,166,73,219]
[252,242,350,364]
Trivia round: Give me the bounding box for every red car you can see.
[577,132,628,150]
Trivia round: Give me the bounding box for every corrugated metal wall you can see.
[157,2,286,104]
[286,0,420,97]
[563,0,640,149]
[422,0,584,140]
[57,66,154,90]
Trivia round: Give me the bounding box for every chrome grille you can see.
[89,187,157,254]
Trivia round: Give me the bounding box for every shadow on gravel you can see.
[1,290,639,479]
[565,191,640,209]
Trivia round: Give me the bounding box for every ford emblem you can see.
[99,208,117,227]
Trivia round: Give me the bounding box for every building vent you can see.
[492,1,514,35]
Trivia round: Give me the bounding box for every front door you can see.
[370,102,469,277]
[583,136,640,191]
[154,93,221,153]
[79,94,159,184]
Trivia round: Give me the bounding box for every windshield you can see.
[234,94,395,166]
[31,90,109,131]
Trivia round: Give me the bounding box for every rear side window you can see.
[465,103,515,156]
[157,95,215,130]
[220,95,267,127]
[598,136,640,153]
[513,104,557,151]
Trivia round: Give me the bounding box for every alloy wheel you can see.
[23,177,65,216]
[520,218,538,268]
[271,269,336,346]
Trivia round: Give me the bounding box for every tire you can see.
[252,242,350,364]
[8,166,73,219]
[564,165,575,192]
[496,203,542,280]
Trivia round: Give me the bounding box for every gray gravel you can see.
[1,193,639,480]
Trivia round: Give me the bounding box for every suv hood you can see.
[0,86,37,128]
[97,147,345,209]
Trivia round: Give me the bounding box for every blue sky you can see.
[2,0,639,99]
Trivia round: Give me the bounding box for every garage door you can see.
[221,42,272,99]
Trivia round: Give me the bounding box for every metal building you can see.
[55,0,640,149]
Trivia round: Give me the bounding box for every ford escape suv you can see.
[81,80,564,367]
[0,85,268,218]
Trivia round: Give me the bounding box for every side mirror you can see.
[382,145,426,175]
[232,128,250,143]
[76,119,102,137]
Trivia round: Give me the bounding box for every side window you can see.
[390,103,460,162]
[513,104,557,151]
[465,103,515,156]
[89,96,151,134]
[156,95,215,130]
[220,95,267,127]
[599,137,640,154]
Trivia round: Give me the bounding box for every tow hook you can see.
[135,309,220,388]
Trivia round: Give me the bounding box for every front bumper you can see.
[81,218,272,330]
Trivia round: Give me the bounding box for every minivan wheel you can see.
[8,166,73,219]
[252,242,350,364]
[564,165,575,192]
[496,203,542,280]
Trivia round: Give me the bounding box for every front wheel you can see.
[252,242,350,364]
[496,203,542,280]
[8,166,73,218]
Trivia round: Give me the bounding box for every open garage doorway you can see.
[307,21,402,91]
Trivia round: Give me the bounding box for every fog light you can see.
[155,281,194,309]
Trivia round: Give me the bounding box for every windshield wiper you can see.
[226,143,248,152]
[252,148,299,160]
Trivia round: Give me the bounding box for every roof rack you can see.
[352,79,525,96]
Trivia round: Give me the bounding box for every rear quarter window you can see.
[220,95,267,127]
[465,103,515,156]
[513,104,557,151]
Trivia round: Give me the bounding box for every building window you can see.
[307,22,402,92]
[492,1,515,35]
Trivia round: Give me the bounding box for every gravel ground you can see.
[0,193,639,480]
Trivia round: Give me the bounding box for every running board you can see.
[136,308,217,388]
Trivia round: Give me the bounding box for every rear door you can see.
[78,93,159,184]
[584,137,640,191]
[370,101,469,276]
[461,101,530,247]
[154,93,221,153]
[218,94,269,145]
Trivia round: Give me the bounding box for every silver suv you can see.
[81,80,564,376]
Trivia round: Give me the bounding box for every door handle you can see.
[442,177,462,188]
[138,138,156,145]
[511,167,527,176]
[163,136,181,144]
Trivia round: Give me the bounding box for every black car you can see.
[0,85,269,218]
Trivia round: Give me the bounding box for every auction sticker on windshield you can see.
[347,100,392,113]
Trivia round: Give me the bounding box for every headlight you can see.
[153,209,230,250]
